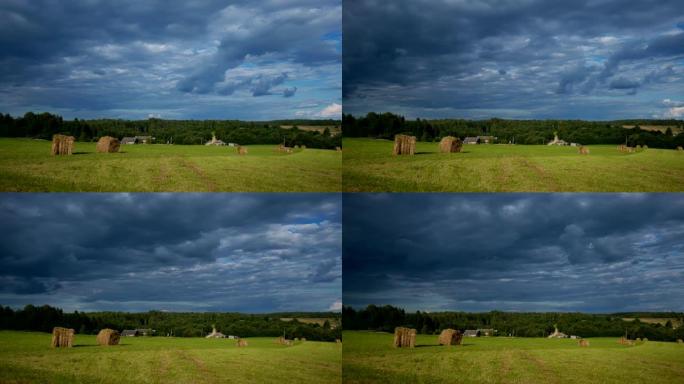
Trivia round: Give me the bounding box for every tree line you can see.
[0,304,342,342]
[343,305,684,342]
[343,112,684,149]
[0,112,342,149]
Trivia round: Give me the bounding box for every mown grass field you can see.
[0,138,341,192]
[0,331,341,384]
[343,331,684,384]
[342,138,684,192]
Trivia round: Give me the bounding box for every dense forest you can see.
[0,112,342,149]
[343,112,684,149]
[0,304,341,342]
[343,305,684,342]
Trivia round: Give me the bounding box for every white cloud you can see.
[328,300,342,311]
[318,103,341,118]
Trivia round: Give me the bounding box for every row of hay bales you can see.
[393,135,593,155]
[52,135,121,155]
[394,327,464,348]
[51,327,119,348]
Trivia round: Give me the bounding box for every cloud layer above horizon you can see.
[0,194,341,313]
[344,194,684,313]
[0,0,341,120]
[343,0,684,119]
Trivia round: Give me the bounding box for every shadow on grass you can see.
[73,344,129,348]
[413,343,474,348]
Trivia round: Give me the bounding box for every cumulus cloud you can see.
[0,1,341,119]
[343,0,684,119]
[0,194,341,312]
[319,103,341,118]
[343,194,684,312]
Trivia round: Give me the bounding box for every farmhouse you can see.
[121,329,138,337]
[464,136,497,144]
[464,329,480,337]
[478,328,495,336]
[205,133,226,146]
[121,328,155,337]
[547,133,568,146]
[547,326,568,338]
[206,326,226,338]
[121,136,154,145]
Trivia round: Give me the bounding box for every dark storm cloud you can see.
[0,194,341,312]
[0,1,341,119]
[343,194,684,313]
[343,0,684,119]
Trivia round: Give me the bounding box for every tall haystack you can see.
[237,146,248,155]
[96,329,120,346]
[578,146,590,155]
[578,339,590,347]
[51,327,74,348]
[438,329,463,346]
[96,136,120,153]
[237,339,248,347]
[393,327,416,348]
[439,136,463,153]
[393,135,416,155]
[51,134,75,156]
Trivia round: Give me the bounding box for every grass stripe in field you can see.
[0,138,341,192]
[342,138,684,192]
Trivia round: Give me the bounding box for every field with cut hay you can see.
[342,138,684,192]
[0,138,341,192]
[0,331,341,384]
[343,331,684,384]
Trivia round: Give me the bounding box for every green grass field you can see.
[0,138,341,192]
[342,138,684,192]
[0,331,341,384]
[343,331,684,384]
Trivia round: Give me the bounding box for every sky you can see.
[343,0,684,120]
[0,0,341,120]
[0,193,342,313]
[344,193,684,313]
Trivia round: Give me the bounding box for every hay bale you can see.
[96,328,120,346]
[96,136,120,153]
[275,336,292,346]
[677,339,683,344]
[51,327,74,348]
[51,134,75,156]
[643,338,648,342]
[677,146,683,152]
[294,337,300,341]
[643,145,648,149]
[335,146,342,152]
[636,145,642,150]
[578,339,590,347]
[393,327,416,348]
[237,146,248,155]
[438,329,463,346]
[336,338,342,344]
[237,339,248,347]
[301,337,306,342]
[439,136,463,153]
[301,145,306,149]
[636,338,641,342]
[294,145,300,149]
[393,135,416,155]
[618,337,633,345]
[578,146,590,155]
